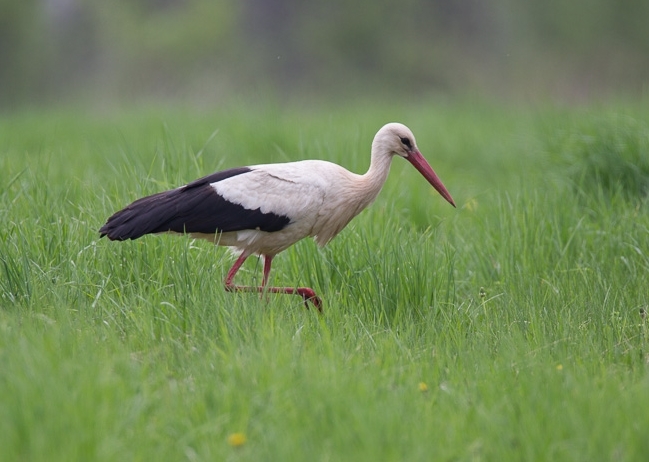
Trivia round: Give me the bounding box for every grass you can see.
[544,112,649,201]
[1,100,649,461]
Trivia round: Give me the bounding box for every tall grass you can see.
[1,102,648,460]
[545,112,649,202]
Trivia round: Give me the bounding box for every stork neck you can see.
[361,150,393,199]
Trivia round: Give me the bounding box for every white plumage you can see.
[100,123,455,310]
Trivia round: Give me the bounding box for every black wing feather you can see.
[99,167,291,241]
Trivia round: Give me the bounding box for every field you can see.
[1,101,648,461]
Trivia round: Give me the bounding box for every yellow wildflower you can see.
[228,432,246,447]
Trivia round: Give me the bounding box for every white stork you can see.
[99,123,455,310]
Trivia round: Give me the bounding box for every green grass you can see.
[1,101,649,461]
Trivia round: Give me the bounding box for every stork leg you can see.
[224,253,322,311]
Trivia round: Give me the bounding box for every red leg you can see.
[262,254,273,287]
[224,252,250,287]
[223,253,322,311]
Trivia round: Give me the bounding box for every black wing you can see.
[99,167,290,241]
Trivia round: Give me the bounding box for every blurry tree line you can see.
[1,0,648,107]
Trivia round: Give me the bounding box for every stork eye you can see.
[399,137,412,148]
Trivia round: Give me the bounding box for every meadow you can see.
[1,100,648,461]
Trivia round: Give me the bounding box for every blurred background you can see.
[2,0,648,108]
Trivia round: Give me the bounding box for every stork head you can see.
[372,122,420,159]
[373,123,456,207]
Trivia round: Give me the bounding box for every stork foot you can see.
[224,283,323,312]
[296,288,323,312]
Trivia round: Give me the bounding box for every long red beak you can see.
[406,150,456,207]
